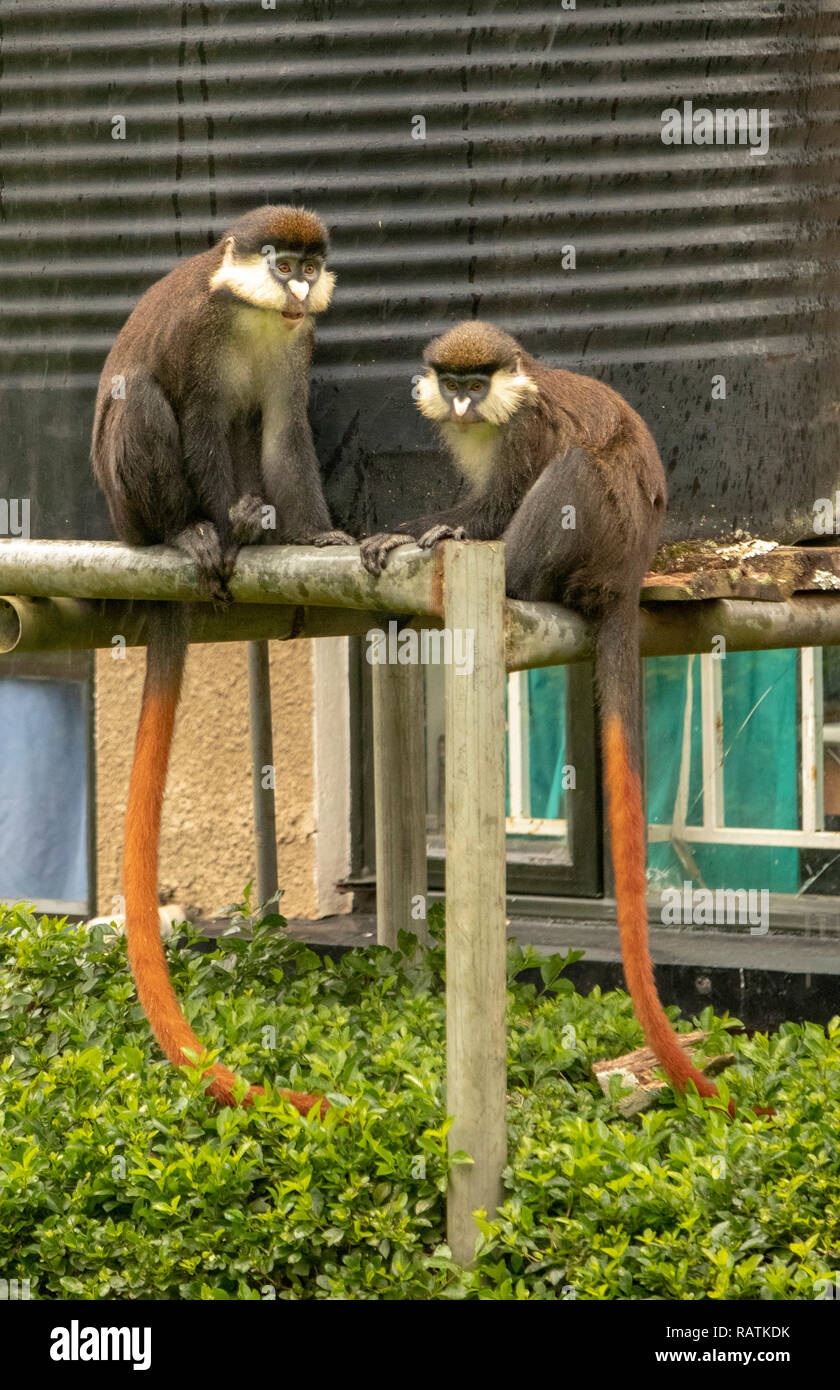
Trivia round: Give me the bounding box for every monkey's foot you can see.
[310,529,356,547]
[173,520,233,604]
[360,532,415,575]
[229,493,269,545]
[417,523,467,548]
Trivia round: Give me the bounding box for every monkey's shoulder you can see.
[98,251,220,380]
[543,365,655,451]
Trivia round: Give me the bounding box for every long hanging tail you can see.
[594,602,720,1101]
[123,603,325,1116]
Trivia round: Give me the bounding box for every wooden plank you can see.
[645,542,840,602]
[372,659,429,948]
[443,540,507,1267]
[594,1033,735,1116]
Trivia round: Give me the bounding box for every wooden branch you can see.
[594,1032,735,1116]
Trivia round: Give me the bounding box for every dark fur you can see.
[363,324,666,752]
[89,206,346,1115]
[92,204,343,598]
[359,323,739,1107]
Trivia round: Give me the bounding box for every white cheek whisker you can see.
[479,369,539,425]
[211,255,336,315]
[307,268,336,314]
[416,371,449,421]
[209,252,287,310]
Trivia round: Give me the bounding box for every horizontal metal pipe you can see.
[0,538,443,615]
[505,593,840,671]
[4,540,840,667]
[0,596,424,655]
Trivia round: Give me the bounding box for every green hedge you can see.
[0,898,837,1301]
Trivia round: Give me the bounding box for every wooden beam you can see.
[443,540,507,1267]
[645,541,840,602]
[247,640,279,910]
[0,596,405,655]
[372,657,429,948]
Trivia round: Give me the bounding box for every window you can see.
[423,659,600,896]
[646,647,840,896]
[0,653,94,915]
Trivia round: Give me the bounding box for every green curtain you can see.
[645,650,799,892]
[507,652,798,893]
[505,667,568,821]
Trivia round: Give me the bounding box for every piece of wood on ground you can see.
[593,1031,735,1116]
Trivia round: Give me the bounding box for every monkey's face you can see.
[429,371,493,425]
[209,240,336,321]
[267,252,331,322]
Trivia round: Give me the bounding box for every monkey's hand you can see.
[229,493,269,546]
[310,529,356,547]
[417,523,467,548]
[359,531,416,576]
[174,520,233,605]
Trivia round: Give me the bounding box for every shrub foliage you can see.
[0,899,838,1300]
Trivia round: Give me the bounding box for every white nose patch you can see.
[453,397,470,417]
[287,279,310,302]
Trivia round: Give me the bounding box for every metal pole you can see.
[247,640,279,910]
[0,597,431,656]
[0,537,443,615]
[505,593,840,671]
[443,540,507,1267]
[372,657,429,948]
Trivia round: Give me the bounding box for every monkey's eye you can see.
[303,262,318,277]
[441,378,460,393]
[467,381,485,394]
[278,263,292,275]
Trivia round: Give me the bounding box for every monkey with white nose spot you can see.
[361,320,735,1108]
[92,205,351,1116]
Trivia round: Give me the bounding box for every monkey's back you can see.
[502,357,667,612]
[92,249,223,430]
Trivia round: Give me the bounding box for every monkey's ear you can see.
[221,236,236,265]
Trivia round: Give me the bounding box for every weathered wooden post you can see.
[372,658,429,947]
[443,540,507,1265]
[247,639,279,909]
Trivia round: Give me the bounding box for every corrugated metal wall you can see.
[1,0,838,541]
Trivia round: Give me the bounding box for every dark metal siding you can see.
[1,1,838,541]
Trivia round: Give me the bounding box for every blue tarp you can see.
[0,677,88,905]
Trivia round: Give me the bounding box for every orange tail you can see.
[123,606,325,1118]
[602,714,720,1101]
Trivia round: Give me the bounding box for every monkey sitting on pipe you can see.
[361,319,731,1108]
[92,205,351,1115]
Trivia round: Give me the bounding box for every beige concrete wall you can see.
[95,637,320,921]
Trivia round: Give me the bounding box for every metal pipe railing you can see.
[0,538,443,614]
[4,541,840,668]
[5,536,840,1267]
